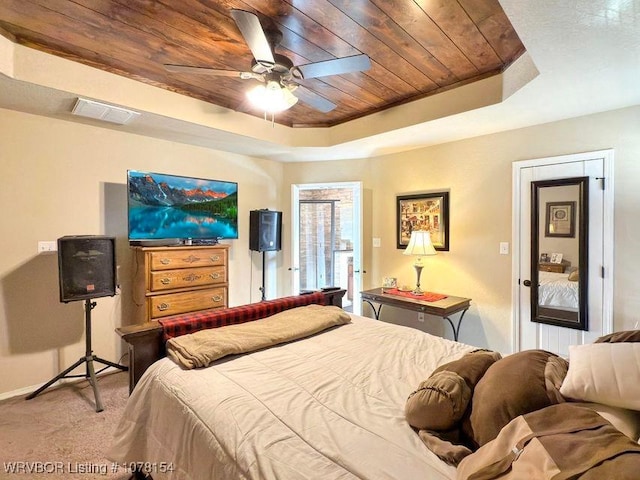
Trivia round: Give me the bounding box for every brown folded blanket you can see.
[167,304,351,369]
[457,403,640,480]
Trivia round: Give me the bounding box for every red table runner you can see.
[383,288,447,302]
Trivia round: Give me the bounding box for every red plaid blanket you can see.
[159,292,327,340]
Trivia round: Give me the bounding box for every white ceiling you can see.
[0,0,639,162]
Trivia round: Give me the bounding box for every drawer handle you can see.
[210,255,221,262]
[210,272,221,279]
[212,295,223,303]
[157,302,169,311]
[159,258,171,265]
[182,273,202,282]
[160,278,172,285]
[183,255,201,264]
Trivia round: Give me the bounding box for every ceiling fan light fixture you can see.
[247,80,298,114]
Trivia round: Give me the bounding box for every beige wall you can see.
[283,105,640,353]
[0,108,286,396]
[2,104,639,397]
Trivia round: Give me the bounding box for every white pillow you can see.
[560,343,640,411]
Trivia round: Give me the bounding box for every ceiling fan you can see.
[164,9,371,114]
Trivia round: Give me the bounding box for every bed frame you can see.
[116,289,346,393]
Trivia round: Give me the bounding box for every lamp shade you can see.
[403,231,437,256]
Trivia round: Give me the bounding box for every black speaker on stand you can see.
[26,235,127,412]
[249,210,282,301]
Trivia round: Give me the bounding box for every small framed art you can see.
[545,201,575,238]
[397,192,449,251]
[382,277,398,288]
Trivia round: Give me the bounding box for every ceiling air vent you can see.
[71,98,140,125]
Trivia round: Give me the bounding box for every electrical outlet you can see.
[372,237,381,248]
[38,241,57,253]
[418,312,425,322]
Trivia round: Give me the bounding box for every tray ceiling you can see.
[0,0,525,128]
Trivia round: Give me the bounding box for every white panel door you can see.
[514,151,613,356]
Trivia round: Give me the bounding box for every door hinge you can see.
[601,266,605,278]
[595,177,605,190]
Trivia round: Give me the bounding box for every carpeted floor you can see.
[0,372,132,480]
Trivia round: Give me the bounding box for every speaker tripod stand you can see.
[259,251,267,301]
[26,299,128,412]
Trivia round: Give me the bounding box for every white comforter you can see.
[538,271,579,309]
[109,314,475,480]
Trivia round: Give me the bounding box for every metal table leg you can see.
[363,300,383,320]
[443,307,469,342]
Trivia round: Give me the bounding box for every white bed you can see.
[108,314,475,480]
[538,270,579,310]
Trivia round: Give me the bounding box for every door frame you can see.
[511,149,614,353]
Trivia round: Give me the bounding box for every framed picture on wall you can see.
[396,192,449,250]
[545,201,575,237]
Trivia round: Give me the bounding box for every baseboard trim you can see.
[0,366,126,402]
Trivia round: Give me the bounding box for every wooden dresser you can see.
[132,245,229,323]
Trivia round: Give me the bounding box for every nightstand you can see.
[360,288,471,341]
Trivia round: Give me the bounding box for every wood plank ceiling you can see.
[0,0,525,128]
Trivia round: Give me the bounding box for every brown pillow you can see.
[405,350,502,431]
[406,371,471,430]
[468,350,568,447]
[432,349,502,387]
[568,270,579,281]
[595,330,640,343]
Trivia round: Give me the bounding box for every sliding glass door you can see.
[291,183,362,313]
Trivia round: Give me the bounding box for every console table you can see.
[360,288,471,341]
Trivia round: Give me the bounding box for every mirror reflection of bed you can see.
[537,268,579,322]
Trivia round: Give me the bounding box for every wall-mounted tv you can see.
[127,170,238,244]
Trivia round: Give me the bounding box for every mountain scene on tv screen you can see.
[128,173,238,240]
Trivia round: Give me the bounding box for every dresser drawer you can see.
[149,287,227,319]
[149,248,227,271]
[540,264,563,273]
[149,266,226,292]
[539,260,570,273]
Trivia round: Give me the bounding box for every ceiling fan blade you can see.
[164,64,263,81]
[165,64,242,77]
[293,54,371,80]
[230,9,275,67]
[293,86,336,113]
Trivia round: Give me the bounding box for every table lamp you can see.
[403,230,437,295]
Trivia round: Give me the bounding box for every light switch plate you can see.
[499,242,509,255]
[38,241,57,253]
[373,238,381,248]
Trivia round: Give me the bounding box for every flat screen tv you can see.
[127,170,238,244]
